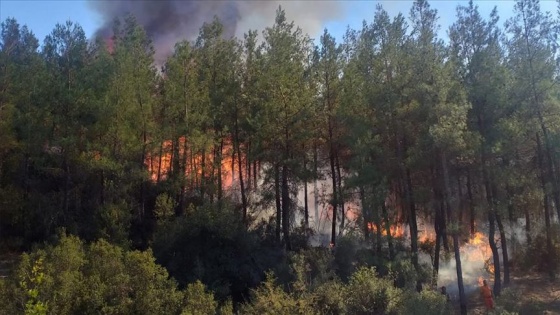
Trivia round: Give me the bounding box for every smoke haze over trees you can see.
[88,0,343,63]
[1,0,560,314]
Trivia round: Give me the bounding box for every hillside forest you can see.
[1,0,560,314]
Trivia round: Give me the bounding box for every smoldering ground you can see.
[88,0,344,64]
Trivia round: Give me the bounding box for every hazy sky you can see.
[1,0,558,46]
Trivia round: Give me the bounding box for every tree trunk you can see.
[488,205,501,296]
[457,176,464,224]
[336,154,345,234]
[274,163,281,243]
[329,146,338,247]
[314,143,319,231]
[524,206,532,246]
[253,160,257,190]
[537,132,554,279]
[246,142,251,190]
[201,149,206,200]
[382,202,395,259]
[433,205,442,285]
[495,211,510,286]
[453,231,468,315]
[360,186,370,238]
[157,141,163,182]
[432,165,443,283]
[478,113,501,295]
[217,138,224,204]
[441,152,467,314]
[303,149,309,229]
[467,170,476,237]
[281,163,291,250]
[235,135,247,225]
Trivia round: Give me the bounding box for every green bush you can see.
[344,267,402,315]
[399,290,450,315]
[153,203,285,302]
[494,287,521,313]
[0,234,198,315]
[181,281,218,315]
[312,280,346,315]
[333,236,359,281]
[241,272,316,315]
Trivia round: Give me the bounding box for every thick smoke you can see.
[89,0,343,64]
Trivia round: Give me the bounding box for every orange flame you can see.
[368,223,407,238]
[145,136,243,190]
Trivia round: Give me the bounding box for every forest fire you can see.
[367,222,407,238]
[368,222,495,278]
[145,136,242,191]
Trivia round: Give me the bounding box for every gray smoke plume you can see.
[89,0,344,64]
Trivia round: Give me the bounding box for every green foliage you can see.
[333,236,359,281]
[312,280,347,315]
[153,202,284,302]
[344,267,402,315]
[182,281,218,315]
[154,193,175,221]
[241,272,316,315]
[400,290,450,315]
[1,234,191,315]
[517,227,560,275]
[21,257,48,315]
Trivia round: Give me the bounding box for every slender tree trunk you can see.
[525,206,532,246]
[336,154,345,234]
[62,157,70,223]
[234,126,247,224]
[478,114,501,295]
[217,138,224,204]
[431,165,442,283]
[406,169,419,270]
[544,194,554,278]
[157,141,163,182]
[453,231,467,315]
[484,171,502,295]
[467,170,476,237]
[246,142,251,190]
[537,132,554,279]
[253,160,257,190]
[488,205,501,296]
[433,204,441,285]
[329,145,338,246]
[382,202,395,259]
[457,176,464,224]
[303,148,309,229]
[441,152,467,314]
[274,163,281,243]
[201,149,206,200]
[360,186,370,240]
[314,143,319,231]
[495,211,510,286]
[281,163,291,250]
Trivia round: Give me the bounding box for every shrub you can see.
[333,236,358,281]
[153,203,285,302]
[344,267,402,315]
[400,290,450,315]
[181,281,218,315]
[1,234,189,315]
[241,272,316,315]
[312,280,347,315]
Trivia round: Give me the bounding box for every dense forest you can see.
[1,0,560,314]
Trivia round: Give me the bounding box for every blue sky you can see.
[1,0,558,46]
